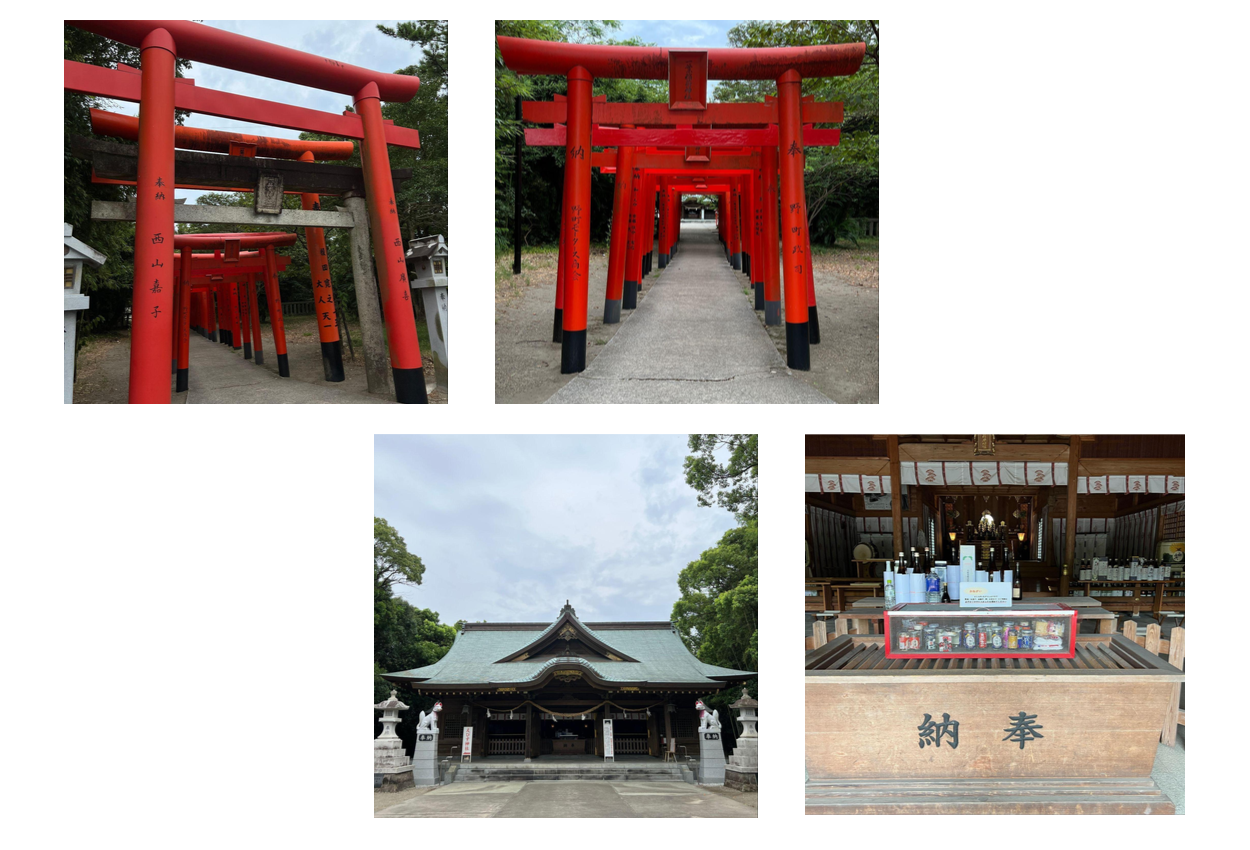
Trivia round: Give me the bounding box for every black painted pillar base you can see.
[277,353,290,378]
[743,253,751,277]
[658,253,668,269]
[393,366,429,403]
[786,321,810,370]
[730,252,741,270]
[208,330,218,342]
[175,368,188,393]
[253,350,265,366]
[808,305,822,345]
[603,298,622,324]
[243,342,253,360]
[322,340,345,382]
[764,300,781,326]
[552,308,563,343]
[171,358,176,375]
[623,281,638,310]
[561,328,587,373]
[754,282,764,310]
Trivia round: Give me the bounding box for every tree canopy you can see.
[683,434,759,522]
[374,515,456,750]
[673,434,759,739]
[374,516,426,591]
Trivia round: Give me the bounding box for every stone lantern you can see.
[374,689,413,791]
[725,692,758,791]
[405,234,448,391]
[64,224,105,404]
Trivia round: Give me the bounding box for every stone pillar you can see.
[724,692,758,792]
[696,699,726,785]
[411,700,442,786]
[343,193,393,397]
[374,690,413,791]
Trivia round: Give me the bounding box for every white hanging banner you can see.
[1148,475,1167,494]
[1108,475,1128,494]
[1076,518,1091,533]
[1164,476,1185,494]
[901,463,919,486]
[860,475,885,495]
[1127,475,1148,495]
[819,474,841,493]
[971,462,1000,485]
[999,462,1026,485]
[805,474,821,493]
[1025,462,1057,486]
[1085,476,1109,495]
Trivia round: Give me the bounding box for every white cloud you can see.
[374,435,739,626]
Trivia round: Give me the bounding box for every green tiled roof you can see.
[382,613,752,689]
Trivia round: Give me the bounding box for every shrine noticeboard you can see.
[603,719,614,760]
[461,727,473,761]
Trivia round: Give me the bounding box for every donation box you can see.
[884,602,1078,660]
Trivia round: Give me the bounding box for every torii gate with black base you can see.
[66,20,429,403]
[501,36,865,374]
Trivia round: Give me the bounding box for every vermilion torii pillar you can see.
[602,127,635,324]
[67,19,430,402]
[298,150,345,382]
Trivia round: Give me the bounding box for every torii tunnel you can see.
[66,20,429,403]
[90,110,353,385]
[499,36,866,374]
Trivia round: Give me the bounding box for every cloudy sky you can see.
[93,21,424,205]
[374,435,737,626]
[614,20,743,47]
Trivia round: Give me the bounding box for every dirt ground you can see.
[72,315,447,404]
[494,239,662,404]
[761,237,879,404]
[495,234,878,404]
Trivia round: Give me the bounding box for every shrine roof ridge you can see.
[461,620,673,632]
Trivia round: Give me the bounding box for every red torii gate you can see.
[173,233,295,391]
[502,36,864,373]
[66,20,429,403]
[90,110,353,384]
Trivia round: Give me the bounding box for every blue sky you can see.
[374,435,737,626]
[613,20,743,47]
[90,21,425,204]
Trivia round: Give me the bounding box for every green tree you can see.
[374,516,426,591]
[495,21,667,250]
[713,20,879,244]
[684,434,758,521]
[671,520,758,740]
[373,513,454,749]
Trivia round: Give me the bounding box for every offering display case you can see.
[883,602,1077,660]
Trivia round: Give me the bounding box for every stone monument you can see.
[696,698,726,785]
[374,690,413,791]
[724,692,758,791]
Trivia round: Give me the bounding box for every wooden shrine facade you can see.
[382,602,753,759]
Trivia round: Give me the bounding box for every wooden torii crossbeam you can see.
[501,35,865,372]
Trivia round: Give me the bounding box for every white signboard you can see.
[461,727,473,762]
[958,582,1012,608]
[603,719,614,761]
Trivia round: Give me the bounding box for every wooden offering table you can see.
[805,633,1182,814]
[805,578,882,613]
[552,739,586,755]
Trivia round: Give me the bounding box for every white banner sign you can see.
[461,727,473,761]
[603,719,614,760]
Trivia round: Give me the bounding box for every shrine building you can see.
[383,602,753,761]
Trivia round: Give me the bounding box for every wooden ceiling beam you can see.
[805,457,891,475]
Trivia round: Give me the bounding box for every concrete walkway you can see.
[376,780,756,818]
[175,334,392,404]
[547,225,833,403]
